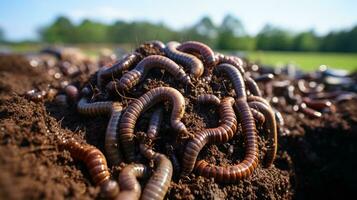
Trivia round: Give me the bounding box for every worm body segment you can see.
[116,164,148,200]
[177,41,216,68]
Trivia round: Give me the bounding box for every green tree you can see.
[0,27,4,42]
[256,24,294,51]
[40,16,76,43]
[180,16,217,47]
[74,19,108,43]
[293,31,320,51]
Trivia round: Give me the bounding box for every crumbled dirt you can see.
[0,54,356,200]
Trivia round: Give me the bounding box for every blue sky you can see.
[1,0,357,41]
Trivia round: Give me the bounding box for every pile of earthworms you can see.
[49,40,279,200]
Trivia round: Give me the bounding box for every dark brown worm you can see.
[251,107,265,126]
[195,98,259,183]
[164,41,204,78]
[302,97,333,110]
[254,73,274,82]
[247,95,271,107]
[216,63,246,99]
[196,94,221,106]
[117,55,192,91]
[215,53,245,75]
[97,52,142,87]
[77,98,124,165]
[119,87,187,161]
[245,76,262,97]
[147,107,164,139]
[59,139,118,198]
[176,41,216,68]
[182,97,237,175]
[248,101,277,167]
[116,164,148,200]
[105,103,124,165]
[299,103,322,118]
[140,144,173,200]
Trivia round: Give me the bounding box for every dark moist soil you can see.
[0,54,356,200]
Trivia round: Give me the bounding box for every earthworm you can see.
[58,139,118,198]
[299,103,322,118]
[248,101,277,167]
[116,164,148,200]
[195,98,259,183]
[97,52,142,86]
[254,73,274,82]
[302,97,333,110]
[119,87,187,161]
[105,103,124,165]
[251,107,265,126]
[147,107,164,139]
[245,76,262,96]
[196,94,221,106]
[117,55,192,91]
[247,95,271,107]
[176,41,216,68]
[216,63,246,99]
[164,41,204,78]
[77,98,124,164]
[182,97,237,175]
[215,53,245,75]
[140,144,173,200]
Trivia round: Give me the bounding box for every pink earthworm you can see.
[147,107,164,140]
[216,63,246,99]
[245,76,262,97]
[117,55,192,91]
[215,53,245,75]
[119,87,187,162]
[196,94,221,106]
[164,41,204,78]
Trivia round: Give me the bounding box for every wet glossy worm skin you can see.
[176,41,216,68]
[58,139,118,198]
[254,73,274,82]
[247,95,271,107]
[216,63,246,99]
[117,55,192,91]
[251,107,265,126]
[196,94,221,106]
[140,144,173,200]
[164,41,204,78]
[116,164,148,200]
[302,97,333,110]
[248,101,277,167]
[215,54,245,75]
[147,107,164,139]
[195,98,259,183]
[105,103,124,165]
[245,76,262,97]
[182,97,237,175]
[119,87,187,162]
[97,52,142,87]
[77,98,124,165]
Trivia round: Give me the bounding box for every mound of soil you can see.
[0,53,356,200]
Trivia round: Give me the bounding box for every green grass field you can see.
[246,51,357,72]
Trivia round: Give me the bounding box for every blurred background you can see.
[0,0,356,71]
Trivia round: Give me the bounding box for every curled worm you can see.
[59,139,118,198]
[196,94,221,106]
[245,76,262,97]
[164,41,204,78]
[177,41,216,68]
[251,107,265,126]
[77,98,124,165]
[119,87,187,162]
[117,55,192,91]
[147,107,164,139]
[248,101,277,167]
[215,53,245,75]
[182,97,237,175]
[116,164,148,200]
[216,63,247,99]
[247,95,271,107]
[140,144,173,200]
[97,52,142,87]
[195,98,259,183]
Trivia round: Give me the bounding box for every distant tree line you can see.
[37,15,357,52]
